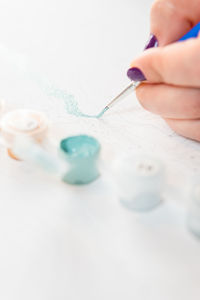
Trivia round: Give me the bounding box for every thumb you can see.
[128,35,200,87]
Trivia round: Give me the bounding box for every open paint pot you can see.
[1,109,48,160]
[59,135,101,185]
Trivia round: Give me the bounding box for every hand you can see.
[127,0,200,141]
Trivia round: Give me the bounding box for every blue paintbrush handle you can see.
[179,22,200,41]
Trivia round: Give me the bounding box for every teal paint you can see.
[0,44,107,119]
[64,97,109,118]
[30,74,107,118]
[95,106,109,118]
[60,135,100,184]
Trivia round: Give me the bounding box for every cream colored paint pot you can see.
[1,109,48,159]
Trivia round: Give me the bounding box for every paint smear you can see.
[0,44,108,119]
[30,73,108,118]
[64,98,109,118]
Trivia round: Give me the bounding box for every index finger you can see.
[149,0,200,46]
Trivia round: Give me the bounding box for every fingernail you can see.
[144,34,158,50]
[127,67,146,81]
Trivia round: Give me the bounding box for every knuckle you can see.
[151,0,163,14]
[190,95,200,117]
[151,0,176,17]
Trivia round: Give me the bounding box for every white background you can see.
[0,0,200,299]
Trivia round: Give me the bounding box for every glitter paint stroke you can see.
[0,44,107,119]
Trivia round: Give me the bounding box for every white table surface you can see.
[0,0,200,299]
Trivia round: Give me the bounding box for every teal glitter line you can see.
[64,98,109,118]
[35,76,106,118]
[33,75,107,118]
[32,74,108,118]
[0,44,107,119]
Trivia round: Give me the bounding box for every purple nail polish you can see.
[144,34,158,50]
[127,67,146,81]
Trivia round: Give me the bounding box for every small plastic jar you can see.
[59,135,101,185]
[1,109,48,159]
[113,155,165,212]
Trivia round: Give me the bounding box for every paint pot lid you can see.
[60,135,100,158]
[1,109,48,134]
[9,114,38,131]
[113,155,162,177]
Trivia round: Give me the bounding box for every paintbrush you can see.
[99,22,200,118]
[97,81,140,118]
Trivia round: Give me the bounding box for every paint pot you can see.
[59,135,100,184]
[187,185,200,238]
[1,109,48,159]
[113,156,165,212]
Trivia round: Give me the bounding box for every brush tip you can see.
[97,106,109,118]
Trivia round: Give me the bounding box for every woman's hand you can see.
[127,0,200,141]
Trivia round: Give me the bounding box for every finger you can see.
[129,36,200,87]
[136,83,200,119]
[164,118,200,141]
[150,0,200,46]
